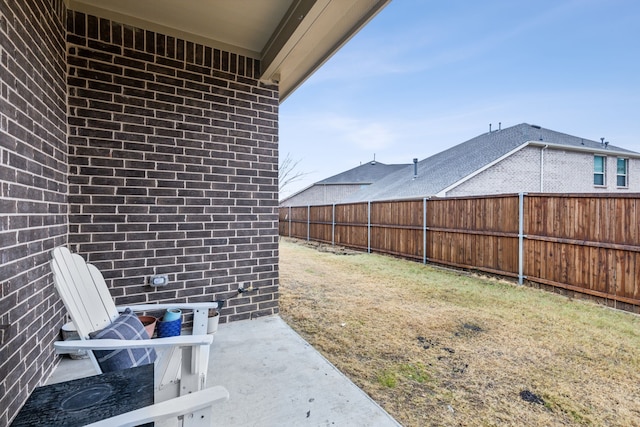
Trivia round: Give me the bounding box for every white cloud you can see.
[323,115,396,150]
[305,0,594,87]
[282,112,398,150]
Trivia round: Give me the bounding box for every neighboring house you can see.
[0,1,390,424]
[342,123,640,202]
[280,160,408,206]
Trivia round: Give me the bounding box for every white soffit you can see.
[65,0,391,100]
[65,0,293,58]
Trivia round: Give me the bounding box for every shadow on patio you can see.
[48,315,400,426]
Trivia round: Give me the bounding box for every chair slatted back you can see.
[51,247,118,339]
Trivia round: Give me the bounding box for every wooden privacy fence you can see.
[279,193,640,312]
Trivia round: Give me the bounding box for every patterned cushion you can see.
[89,308,157,373]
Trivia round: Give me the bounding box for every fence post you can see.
[423,197,428,264]
[288,206,291,237]
[307,205,310,242]
[518,193,525,285]
[367,201,371,254]
[332,203,336,246]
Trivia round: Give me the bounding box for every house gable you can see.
[445,145,640,197]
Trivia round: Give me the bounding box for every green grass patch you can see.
[376,363,431,388]
[376,369,397,388]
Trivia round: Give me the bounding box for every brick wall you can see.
[446,146,640,197]
[0,0,68,424]
[1,3,281,423]
[543,149,591,192]
[66,12,280,324]
[544,150,640,192]
[446,146,542,196]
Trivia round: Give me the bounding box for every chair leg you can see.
[179,346,205,395]
[156,344,208,401]
[155,346,181,402]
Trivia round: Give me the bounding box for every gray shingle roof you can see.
[343,123,638,202]
[317,161,409,184]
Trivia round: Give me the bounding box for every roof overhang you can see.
[526,141,640,158]
[64,0,391,101]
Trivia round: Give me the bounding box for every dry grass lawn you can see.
[278,238,640,426]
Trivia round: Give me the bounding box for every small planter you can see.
[137,315,157,338]
[61,322,88,359]
[207,309,220,334]
[157,317,182,338]
[162,308,181,322]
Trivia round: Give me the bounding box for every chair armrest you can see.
[85,386,229,427]
[117,302,225,336]
[116,302,222,313]
[54,335,213,353]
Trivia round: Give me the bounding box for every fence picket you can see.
[280,193,640,312]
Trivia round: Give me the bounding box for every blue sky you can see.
[279,0,640,198]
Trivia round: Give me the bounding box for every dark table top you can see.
[11,363,154,427]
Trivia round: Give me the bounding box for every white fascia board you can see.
[435,143,530,197]
[279,183,317,203]
[526,141,640,158]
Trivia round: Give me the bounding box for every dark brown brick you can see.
[2,5,278,423]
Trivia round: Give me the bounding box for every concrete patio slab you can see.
[48,315,400,427]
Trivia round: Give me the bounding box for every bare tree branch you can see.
[279,152,309,194]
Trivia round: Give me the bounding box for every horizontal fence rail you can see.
[280,193,640,313]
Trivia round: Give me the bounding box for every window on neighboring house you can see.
[617,158,628,187]
[594,155,606,186]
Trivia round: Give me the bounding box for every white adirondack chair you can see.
[50,246,221,403]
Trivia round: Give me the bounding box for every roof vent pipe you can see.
[498,122,501,131]
[413,158,418,178]
[489,123,492,133]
